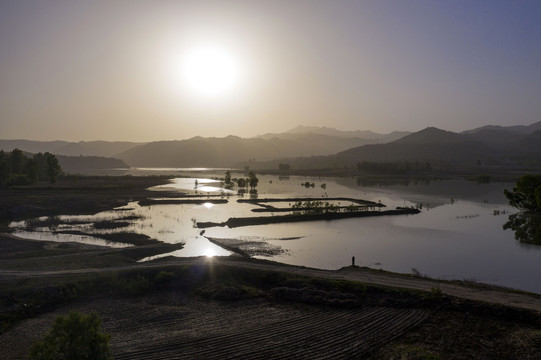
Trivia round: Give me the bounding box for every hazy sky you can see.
[1,0,540,141]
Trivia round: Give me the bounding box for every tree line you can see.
[357,160,432,174]
[0,148,62,186]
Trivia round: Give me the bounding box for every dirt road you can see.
[1,256,539,313]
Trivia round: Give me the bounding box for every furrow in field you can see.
[113,307,428,360]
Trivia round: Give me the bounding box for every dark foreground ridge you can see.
[197,208,420,228]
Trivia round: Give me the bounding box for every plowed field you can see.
[0,295,428,360]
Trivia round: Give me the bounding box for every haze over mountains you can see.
[2,122,541,171]
[0,140,143,158]
[338,122,541,168]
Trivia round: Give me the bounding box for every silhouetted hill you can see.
[338,128,493,166]
[259,125,409,142]
[509,130,541,153]
[56,141,144,157]
[393,127,466,144]
[56,155,128,173]
[464,128,525,148]
[0,139,70,154]
[336,126,541,168]
[0,139,143,157]
[463,120,541,135]
[116,134,409,167]
[254,133,379,151]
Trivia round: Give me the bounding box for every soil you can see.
[1,258,540,359]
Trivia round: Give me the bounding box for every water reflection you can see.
[503,213,541,245]
[8,172,541,293]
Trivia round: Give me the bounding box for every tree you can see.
[25,158,39,183]
[224,170,231,185]
[33,153,49,181]
[0,160,11,187]
[45,152,62,183]
[29,311,112,360]
[9,148,26,174]
[503,175,541,245]
[248,171,259,189]
[504,175,541,212]
[503,212,541,245]
[236,177,246,188]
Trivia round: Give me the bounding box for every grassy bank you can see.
[1,255,540,359]
[0,175,173,227]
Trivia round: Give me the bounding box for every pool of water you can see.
[10,172,541,294]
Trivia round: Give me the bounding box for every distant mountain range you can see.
[1,127,411,168]
[258,125,409,141]
[462,121,541,135]
[338,123,541,167]
[2,121,541,170]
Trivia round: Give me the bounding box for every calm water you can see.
[10,171,541,294]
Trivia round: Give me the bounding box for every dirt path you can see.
[1,256,540,313]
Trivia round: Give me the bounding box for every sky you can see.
[1,0,540,142]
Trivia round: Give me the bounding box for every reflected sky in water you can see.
[10,173,541,294]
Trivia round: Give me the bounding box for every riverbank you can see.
[0,175,174,226]
[1,174,540,358]
[0,234,539,359]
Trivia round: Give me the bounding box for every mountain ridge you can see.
[3,121,540,169]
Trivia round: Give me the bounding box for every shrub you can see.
[8,173,32,186]
[29,311,111,360]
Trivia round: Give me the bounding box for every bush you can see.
[154,270,176,284]
[29,311,111,360]
[8,173,32,186]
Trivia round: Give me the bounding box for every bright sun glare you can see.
[204,247,216,258]
[180,44,241,99]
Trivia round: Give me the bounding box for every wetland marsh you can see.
[7,169,541,294]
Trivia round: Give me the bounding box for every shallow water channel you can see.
[10,171,541,294]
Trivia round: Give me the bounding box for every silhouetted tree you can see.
[504,175,541,211]
[224,170,231,185]
[9,148,25,174]
[45,153,62,183]
[248,171,259,189]
[0,160,11,187]
[33,153,49,181]
[237,177,246,188]
[24,158,39,183]
[504,175,541,245]
[503,213,541,245]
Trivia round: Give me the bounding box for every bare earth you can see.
[0,295,428,360]
[1,235,540,359]
[1,255,540,313]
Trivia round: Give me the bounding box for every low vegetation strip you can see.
[238,197,383,207]
[113,306,428,360]
[138,199,228,206]
[197,208,421,228]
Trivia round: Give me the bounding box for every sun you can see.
[180,44,241,99]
